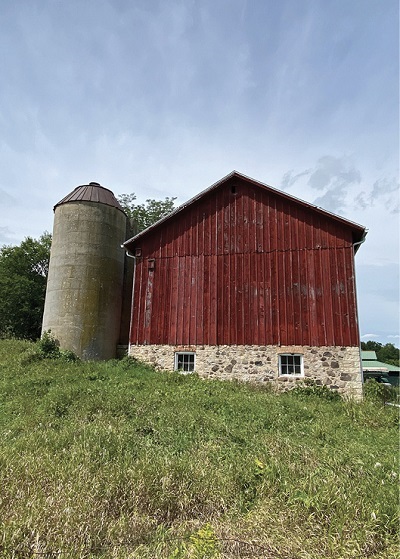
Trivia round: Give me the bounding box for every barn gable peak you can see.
[124,171,366,249]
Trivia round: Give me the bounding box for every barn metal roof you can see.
[54,182,125,213]
[124,170,367,249]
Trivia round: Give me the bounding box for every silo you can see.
[42,182,127,360]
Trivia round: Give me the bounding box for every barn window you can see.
[279,354,303,376]
[175,352,195,373]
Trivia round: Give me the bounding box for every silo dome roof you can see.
[54,182,125,213]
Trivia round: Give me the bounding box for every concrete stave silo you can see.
[42,182,128,360]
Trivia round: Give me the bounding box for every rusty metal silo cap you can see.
[54,182,125,213]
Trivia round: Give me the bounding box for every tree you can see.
[0,232,51,340]
[377,343,400,367]
[361,341,383,352]
[117,193,176,234]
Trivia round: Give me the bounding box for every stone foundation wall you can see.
[128,344,363,398]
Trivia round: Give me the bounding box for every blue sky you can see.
[0,0,398,343]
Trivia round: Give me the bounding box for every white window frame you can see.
[174,352,196,373]
[278,354,304,377]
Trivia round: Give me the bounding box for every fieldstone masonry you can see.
[128,344,363,398]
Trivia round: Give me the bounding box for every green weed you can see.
[21,330,80,364]
[291,378,342,401]
[364,378,398,404]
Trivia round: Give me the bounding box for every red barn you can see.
[124,171,366,397]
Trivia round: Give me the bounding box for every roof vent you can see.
[89,182,101,186]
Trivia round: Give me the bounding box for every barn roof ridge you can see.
[124,170,366,248]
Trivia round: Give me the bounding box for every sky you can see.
[0,0,398,344]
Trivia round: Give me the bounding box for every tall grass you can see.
[0,339,398,558]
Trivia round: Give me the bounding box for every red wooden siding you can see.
[129,178,361,347]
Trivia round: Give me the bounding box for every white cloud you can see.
[356,178,399,214]
[361,334,380,340]
[279,155,364,214]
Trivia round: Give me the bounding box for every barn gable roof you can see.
[124,171,367,250]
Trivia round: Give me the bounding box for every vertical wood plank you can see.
[128,176,363,348]
[195,254,204,344]
[169,256,179,345]
[210,254,218,344]
[346,246,360,345]
[189,255,197,345]
[203,255,210,345]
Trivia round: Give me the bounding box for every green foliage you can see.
[361,340,400,367]
[363,378,398,404]
[0,339,398,558]
[60,348,80,362]
[189,524,219,559]
[377,343,400,367]
[0,232,51,340]
[118,192,176,233]
[37,329,60,357]
[169,524,219,559]
[291,378,342,401]
[23,331,79,364]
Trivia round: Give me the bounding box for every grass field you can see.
[0,339,398,558]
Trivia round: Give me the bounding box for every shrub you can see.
[25,331,80,363]
[119,354,140,369]
[37,330,60,358]
[59,349,80,362]
[291,379,342,401]
[364,379,397,404]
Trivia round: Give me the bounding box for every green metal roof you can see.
[361,350,399,372]
[361,351,377,360]
[362,360,400,373]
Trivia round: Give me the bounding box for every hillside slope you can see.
[0,339,398,558]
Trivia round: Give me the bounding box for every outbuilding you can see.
[362,351,400,387]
